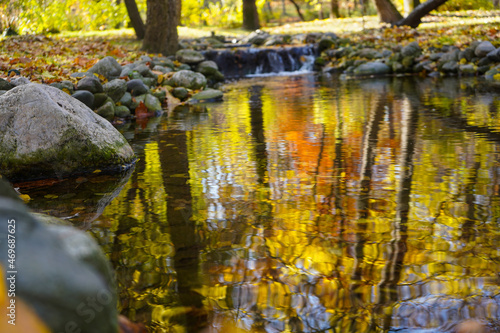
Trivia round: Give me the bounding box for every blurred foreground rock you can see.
[0,177,118,332]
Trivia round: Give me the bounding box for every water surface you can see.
[20,74,500,332]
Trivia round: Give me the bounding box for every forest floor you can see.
[1,10,500,83]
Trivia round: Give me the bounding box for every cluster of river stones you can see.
[0,49,224,122]
[221,29,500,79]
[0,48,226,181]
[313,35,500,78]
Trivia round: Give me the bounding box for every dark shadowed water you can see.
[17,74,500,332]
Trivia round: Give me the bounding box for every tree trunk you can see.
[266,1,274,17]
[142,0,178,55]
[289,0,305,21]
[242,0,260,30]
[124,0,145,40]
[176,0,182,26]
[330,0,339,18]
[396,0,448,27]
[373,0,403,24]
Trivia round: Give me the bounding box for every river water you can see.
[18,74,500,332]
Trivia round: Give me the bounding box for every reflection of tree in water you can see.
[92,76,500,332]
[387,78,500,331]
[160,130,206,330]
[90,117,207,331]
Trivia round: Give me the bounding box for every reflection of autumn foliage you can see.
[91,76,500,332]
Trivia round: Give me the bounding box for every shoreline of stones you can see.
[0,49,225,123]
[198,30,500,80]
[2,30,500,127]
[313,36,500,79]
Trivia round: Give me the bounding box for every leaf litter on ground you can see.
[0,10,499,84]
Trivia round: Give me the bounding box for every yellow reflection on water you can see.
[90,75,500,332]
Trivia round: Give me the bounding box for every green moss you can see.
[0,127,135,181]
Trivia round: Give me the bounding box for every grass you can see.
[51,10,500,42]
[2,9,500,83]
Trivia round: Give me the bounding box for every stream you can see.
[16,73,500,332]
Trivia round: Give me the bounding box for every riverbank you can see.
[1,10,500,83]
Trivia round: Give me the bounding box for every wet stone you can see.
[127,79,149,96]
[0,78,13,90]
[71,90,94,109]
[459,64,476,75]
[87,55,122,80]
[118,91,132,107]
[96,98,115,121]
[487,48,500,62]
[172,87,189,100]
[353,61,391,76]
[77,76,103,94]
[93,92,109,109]
[176,49,205,64]
[152,89,166,101]
[170,70,207,90]
[401,41,422,57]
[475,41,496,58]
[441,61,459,73]
[144,93,162,111]
[189,88,223,103]
[115,105,132,118]
[103,79,127,102]
[10,77,30,86]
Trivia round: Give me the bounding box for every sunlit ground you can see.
[53,10,500,41]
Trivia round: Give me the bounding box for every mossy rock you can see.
[176,49,205,64]
[96,98,116,121]
[189,89,223,103]
[172,87,189,100]
[170,70,207,90]
[0,83,135,181]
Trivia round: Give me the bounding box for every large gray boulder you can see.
[170,70,207,90]
[0,178,118,333]
[0,83,135,181]
[87,56,122,80]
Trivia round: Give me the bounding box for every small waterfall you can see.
[298,55,315,72]
[203,45,317,79]
[267,52,285,73]
[287,52,297,70]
